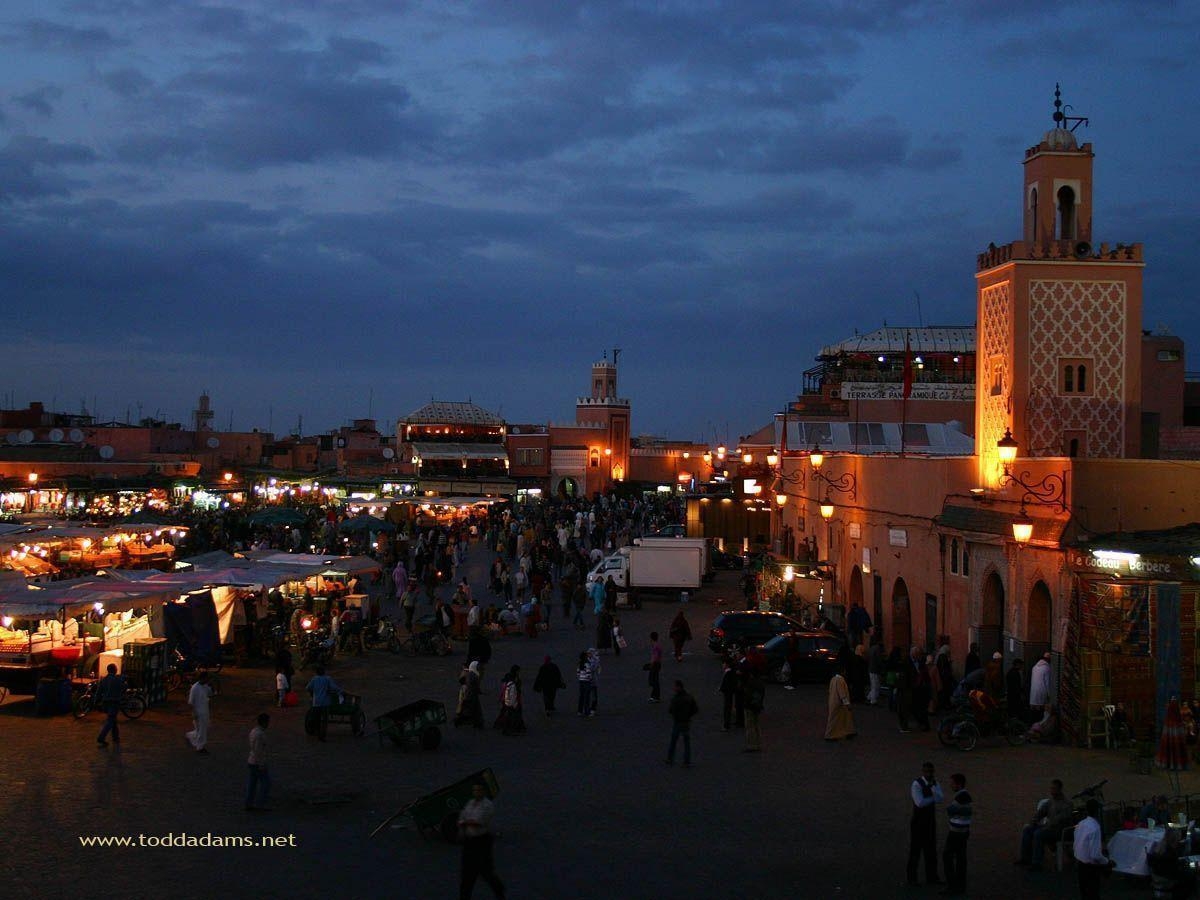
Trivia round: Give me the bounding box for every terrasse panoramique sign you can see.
[840,383,976,401]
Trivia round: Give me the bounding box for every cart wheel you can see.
[420,726,442,750]
[439,812,459,843]
[954,720,979,751]
[352,709,366,736]
[937,715,959,748]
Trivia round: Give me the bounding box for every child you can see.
[612,616,624,657]
[276,670,289,707]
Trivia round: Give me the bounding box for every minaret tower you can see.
[976,87,1144,485]
[576,349,631,490]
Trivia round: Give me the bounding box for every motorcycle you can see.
[299,628,335,669]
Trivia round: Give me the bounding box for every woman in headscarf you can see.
[454,661,484,729]
[495,665,525,735]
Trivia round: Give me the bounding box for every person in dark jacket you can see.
[666,680,698,766]
[532,656,566,715]
[963,642,981,678]
[719,659,741,731]
[668,610,691,662]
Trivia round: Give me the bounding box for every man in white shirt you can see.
[458,781,505,898]
[908,761,946,886]
[1073,798,1112,899]
[245,713,270,811]
[186,672,214,754]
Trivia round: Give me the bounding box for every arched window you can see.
[950,539,959,574]
[1057,185,1076,240]
[961,545,970,577]
[589,449,600,468]
[1077,365,1087,392]
[1029,187,1038,241]
[1064,365,1074,392]
[1069,438,1080,458]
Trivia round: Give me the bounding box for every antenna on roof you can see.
[914,291,924,328]
[613,347,622,367]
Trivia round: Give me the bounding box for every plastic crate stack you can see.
[123,638,168,706]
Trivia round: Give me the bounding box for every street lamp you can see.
[994,429,1067,511]
[1012,505,1034,544]
[742,452,753,465]
[819,496,835,520]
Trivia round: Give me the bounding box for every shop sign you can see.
[1067,549,1192,581]
[841,382,975,401]
[848,522,861,539]
[888,528,907,548]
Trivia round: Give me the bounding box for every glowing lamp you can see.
[775,493,788,506]
[677,472,690,483]
[1,616,11,628]
[716,445,726,459]
[702,452,712,465]
[819,498,835,520]
[742,452,753,465]
[682,451,690,459]
[810,446,825,469]
[996,428,1019,465]
[1012,507,1034,544]
[27,473,38,484]
[784,565,795,582]
[604,447,612,457]
[223,472,234,482]
[766,452,779,467]
[300,617,314,631]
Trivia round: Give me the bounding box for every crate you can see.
[123,638,168,706]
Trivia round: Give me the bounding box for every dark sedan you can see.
[707,611,804,655]
[757,631,845,684]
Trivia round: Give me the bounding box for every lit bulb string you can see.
[776,489,939,531]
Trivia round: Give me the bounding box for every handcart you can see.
[375,698,447,750]
[371,768,500,840]
[305,693,366,740]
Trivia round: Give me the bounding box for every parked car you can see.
[707,611,804,654]
[650,525,688,538]
[756,631,845,684]
[709,546,745,570]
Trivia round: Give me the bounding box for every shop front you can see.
[1062,526,1200,746]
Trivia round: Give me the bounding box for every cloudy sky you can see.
[1,1,1196,442]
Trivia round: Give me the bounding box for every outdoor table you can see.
[1109,827,1164,876]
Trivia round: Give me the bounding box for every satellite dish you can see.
[5,432,18,445]
[99,445,115,459]
[48,428,64,442]
[18,430,34,444]
[206,437,220,449]
[382,447,395,459]
[69,428,84,442]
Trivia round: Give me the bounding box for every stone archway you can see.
[1026,580,1053,660]
[980,571,1006,660]
[556,477,580,499]
[892,577,911,652]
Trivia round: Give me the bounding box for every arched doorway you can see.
[848,566,864,608]
[556,477,579,499]
[980,571,1005,660]
[1026,580,1052,661]
[891,577,911,652]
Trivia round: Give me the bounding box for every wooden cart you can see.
[375,698,446,750]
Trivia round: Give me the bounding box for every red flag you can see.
[902,333,913,399]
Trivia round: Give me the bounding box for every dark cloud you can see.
[99,67,153,97]
[5,18,122,53]
[13,84,63,117]
[0,136,96,202]
[113,38,427,170]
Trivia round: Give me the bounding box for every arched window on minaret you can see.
[1029,187,1038,242]
[1077,364,1087,392]
[1064,365,1074,392]
[1056,185,1076,240]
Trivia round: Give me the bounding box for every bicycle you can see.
[72,682,148,720]
[398,629,450,657]
[164,650,223,696]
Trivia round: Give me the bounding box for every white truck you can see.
[587,538,711,608]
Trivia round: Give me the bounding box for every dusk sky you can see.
[1,1,1196,443]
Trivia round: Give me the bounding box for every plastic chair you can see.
[1056,825,1076,871]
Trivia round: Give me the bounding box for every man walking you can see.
[458,781,506,899]
[647,631,663,702]
[665,679,698,766]
[942,772,972,896]
[1029,652,1052,720]
[907,761,944,886]
[245,712,270,811]
[96,663,126,747]
[867,639,885,705]
[186,671,214,754]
